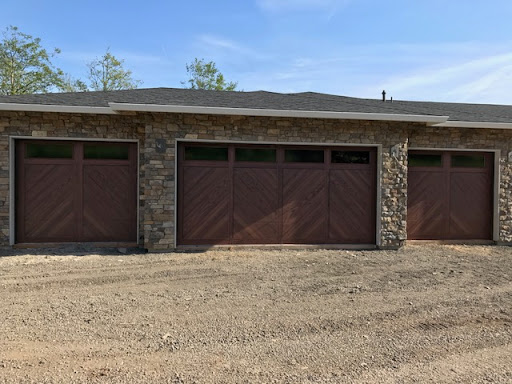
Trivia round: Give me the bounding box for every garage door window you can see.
[332,150,370,164]
[84,144,129,159]
[235,148,276,162]
[409,154,442,167]
[284,149,324,163]
[451,154,485,168]
[184,146,228,161]
[26,143,73,158]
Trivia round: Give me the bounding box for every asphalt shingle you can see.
[0,87,511,123]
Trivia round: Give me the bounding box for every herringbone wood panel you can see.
[178,145,377,245]
[408,171,447,239]
[83,165,136,241]
[233,168,279,243]
[408,151,493,240]
[329,169,375,243]
[17,141,137,243]
[282,169,328,243]
[449,172,492,239]
[22,164,76,242]
[182,166,230,241]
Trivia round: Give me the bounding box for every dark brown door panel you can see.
[82,165,137,242]
[449,172,492,239]
[16,140,137,243]
[282,169,328,243]
[407,151,493,240]
[329,169,376,243]
[233,168,279,243]
[407,171,447,240]
[20,164,77,242]
[181,167,230,243]
[178,143,377,246]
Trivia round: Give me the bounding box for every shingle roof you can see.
[0,87,511,123]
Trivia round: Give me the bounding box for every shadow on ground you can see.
[0,244,147,257]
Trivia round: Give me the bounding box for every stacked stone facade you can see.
[1,110,512,250]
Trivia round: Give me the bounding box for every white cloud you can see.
[198,35,241,51]
[373,51,512,103]
[233,40,512,104]
[195,34,270,62]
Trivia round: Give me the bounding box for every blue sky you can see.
[2,0,512,104]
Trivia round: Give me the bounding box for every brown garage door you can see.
[16,140,138,243]
[177,143,376,245]
[407,150,493,240]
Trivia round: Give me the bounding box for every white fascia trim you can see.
[3,102,512,130]
[432,121,512,129]
[109,102,449,124]
[0,103,116,114]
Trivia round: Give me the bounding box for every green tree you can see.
[60,74,88,93]
[0,26,64,95]
[87,49,141,91]
[183,58,237,91]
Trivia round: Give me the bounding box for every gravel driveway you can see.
[0,245,511,383]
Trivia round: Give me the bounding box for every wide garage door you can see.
[16,140,138,243]
[407,150,493,240]
[177,143,377,245]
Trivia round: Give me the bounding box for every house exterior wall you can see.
[1,110,512,250]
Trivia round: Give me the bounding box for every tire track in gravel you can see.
[1,245,511,383]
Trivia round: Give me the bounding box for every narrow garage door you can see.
[407,151,493,240]
[177,143,376,245]
[16,140,138,243]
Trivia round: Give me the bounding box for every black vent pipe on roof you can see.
[382,90,386,101]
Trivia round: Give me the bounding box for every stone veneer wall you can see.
[1,110,512,250]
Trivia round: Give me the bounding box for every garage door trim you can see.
[9,136,140,245]
[175,139,382,248]
[408,147,500,241]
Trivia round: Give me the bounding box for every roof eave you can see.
[0,103,116,115]
[108,102,449,124]
[2,101,512,129]
[432,121,512,129]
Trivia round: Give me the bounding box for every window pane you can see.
[409,154,442,167]
[235,148,276,162]
[332,150,370,164]
[84,144,129,159]
[184,146,228,161]
[284,149,324,163]
[26,143,73,158]
[451,154,485,168]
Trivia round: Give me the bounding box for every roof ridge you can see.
[0,87,511,124]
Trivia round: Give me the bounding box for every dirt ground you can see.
[0,245,511,383]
